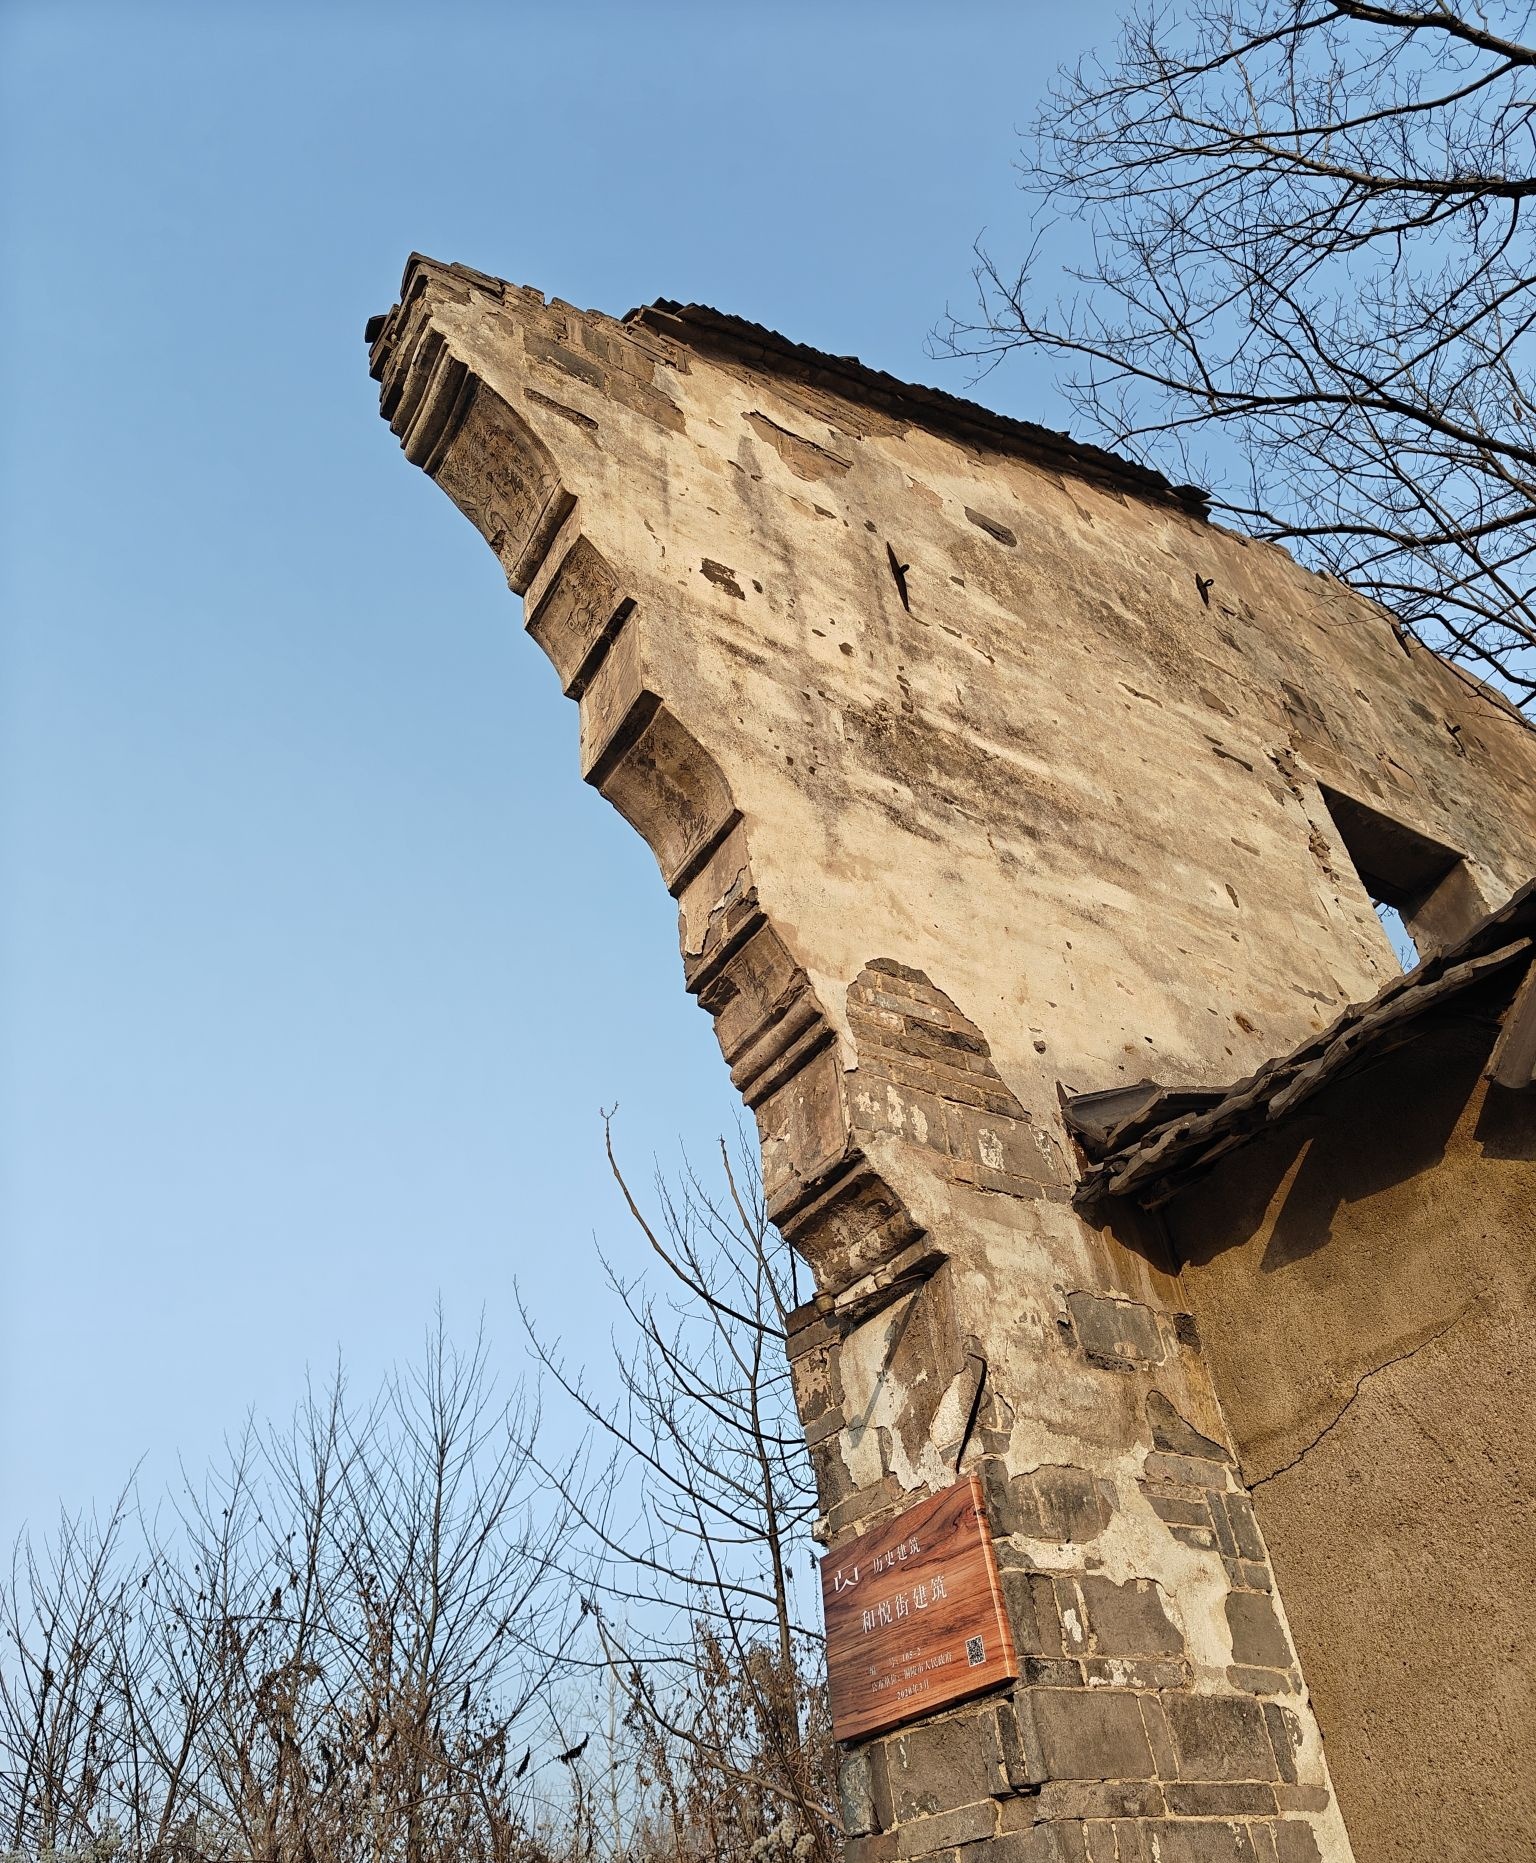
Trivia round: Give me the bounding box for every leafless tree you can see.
[943,0,1536,709]
[1,1326,581,1863]
[524,1124,839,1863]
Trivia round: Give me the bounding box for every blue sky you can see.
[0,0,1123,1544]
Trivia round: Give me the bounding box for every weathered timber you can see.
[820,1476,1017,1743]
[1487,958,1536,1090]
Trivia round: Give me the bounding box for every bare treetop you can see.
[943,0,1536,709]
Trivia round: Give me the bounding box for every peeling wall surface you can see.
[1166,1025,1536,1863]
[365,256,1536,1863]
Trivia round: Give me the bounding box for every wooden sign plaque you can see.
[819,1475,1018,1743]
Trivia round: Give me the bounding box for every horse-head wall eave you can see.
[368,295,931,1308]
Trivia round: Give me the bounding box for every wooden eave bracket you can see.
[1487,959,1536,1091]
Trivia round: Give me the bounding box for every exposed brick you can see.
[1082,1656,1189,1691]
[1110,1818,1150,1862]
[1222,1492,1267,1562]
[1069,1577,1182,1657]
[1083,1823,1120,1863]
[865,957,929,986]
[1204,1496,1239,1557]
[1263,1704,1304,1785]
[881,1710,1009,1822]
[1222,1557,1272,1593]
[846,1834,899,1863]
[1227,1666,1295,1698]
[970,1820,1089,1862]
[1036,1779,1165,1821]
[1138,1696,1179,1780]
[985,1459,1047,1539]
[823,1471,907,1538]
[1164,1694,1278,1782]
[1275,1785,1331,1815]
[1272,1822,1324,1863]
[1163,1783,1278,1817]
[1025,1657,1087,1688]
[1140,1820,1257,1863]
[1036,1466,1114,1542]
[1146,1393,1232,1462]
[1148,1493,1213,1530]
[995,1699,1042,1793]
[803,1406,846,1449]
[1000,1566,1060,1656]
[1022,1687,1156,1781]
[840,1745,881,1836]
[1067,1292,1165,1368]
[1144,1451,1231,1491]
[1225,1592,1293,1671]
[893,1798,995,1857]
[994,1463,1113,1544]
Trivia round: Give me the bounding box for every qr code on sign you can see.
[966,1635,985,1667]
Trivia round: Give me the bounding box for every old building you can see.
[365,255,1536,1863]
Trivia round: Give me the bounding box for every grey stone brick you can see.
[840,1746,880,1836]
[1227,1666,1295,1697]
[1222,1492,1266,1562]
[1036,1466,1114,1542]
[1164,1693,1278,1782]
[1110,1818,1151,1862]
[1148,1493,1214,1531]
[1263,1704,1304,1786]
[1222,1557,1273,1593]
[1083,1822,1121,1863]
[995,1700,1041,1793]
[893,1798,995,1857]
[1036,1779,1164,1821]
[1163,1782,1278,1817]
[1205,1494,1239,1557]
[1144,1451,1231,1492]
[1023,1687,1156,1781]
[846,1834,899,1863]
[1273,1822,1323,1863]
[968,1821,1088,1863]
[985,1458,1048,1539]
[1140,1820,1257,1863]
[1275,1785,1331,1815]
[1225,1591,1293,1670]
[1138,1695,1179,1780]
[882,1709,1008,1821]
[1025,1657,1087,1688]
[1067,1292,1165,1368]
[1146,1393,1231,1461]
[1075,1575,1183,1657]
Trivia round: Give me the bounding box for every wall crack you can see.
[1250,1303,1477,1491]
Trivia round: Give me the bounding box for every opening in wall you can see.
[1373,900,1420,970]
[1317,785,1486,967]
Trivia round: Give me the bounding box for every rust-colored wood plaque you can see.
[819,1475,1018,1742]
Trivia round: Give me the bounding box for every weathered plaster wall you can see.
[366,256,1536,1863]
[1166,1022,1536,1863]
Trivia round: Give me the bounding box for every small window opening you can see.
[1372,899,1420,970]
[1318,785,1481,968]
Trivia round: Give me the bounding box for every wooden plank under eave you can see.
[1487,959,1536,1090]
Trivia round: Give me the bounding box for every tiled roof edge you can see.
[1069,875,1536,1210]
[626,298,1212,519]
